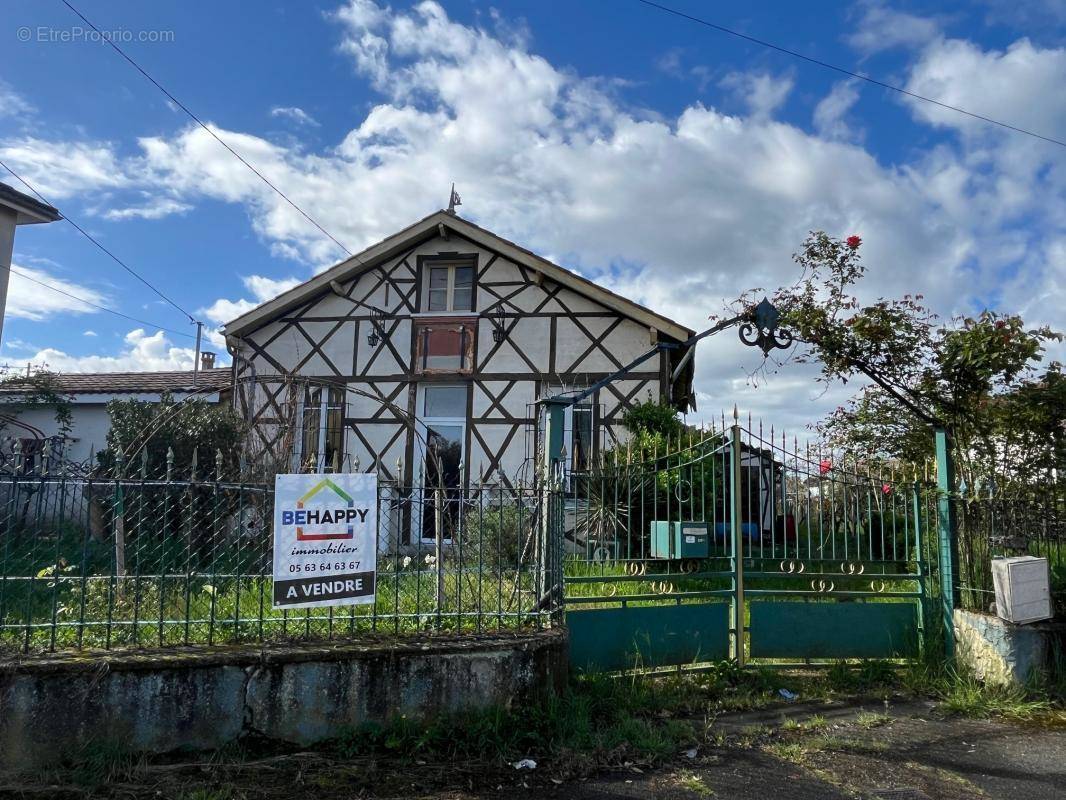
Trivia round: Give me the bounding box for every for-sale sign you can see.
[272,473,377,609]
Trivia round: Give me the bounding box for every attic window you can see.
[427,263,473,312]
[414,319,476,374]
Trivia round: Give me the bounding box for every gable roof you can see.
[223,211,695,342]
[0,368,232,397]
[0,182,61,225]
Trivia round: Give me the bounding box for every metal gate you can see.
[561,414,932,671]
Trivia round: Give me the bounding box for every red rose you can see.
[846,235,862,249]
[882,483,892,496]
[819,459,832,476]
[995,320,1006,330]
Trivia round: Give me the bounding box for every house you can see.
[0,182,62,345]
[0,358,231,468]
[223,210,696,492]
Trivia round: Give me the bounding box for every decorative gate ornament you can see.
[739,297,794,356]
[780,559,806,574]
[840,562,866,575]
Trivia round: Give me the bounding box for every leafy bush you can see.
[621,399,684,438]
[99,393,246,477]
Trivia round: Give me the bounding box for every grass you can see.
[0,519,549,653]
[676,770,715,796]
[855,711,891,729]
[332,672,703,770]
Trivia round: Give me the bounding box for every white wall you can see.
[7,403,112,465]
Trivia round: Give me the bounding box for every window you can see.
[571,404,594,471]
[427,263,473,312]
[541,384,595,483]
[424,385,467,417]
[294,386,345,472]
[414,320,476,374]
[418,385,468,542]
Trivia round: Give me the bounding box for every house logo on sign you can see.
[280,478,366,541]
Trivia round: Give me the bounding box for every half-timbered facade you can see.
[223,211,695,491]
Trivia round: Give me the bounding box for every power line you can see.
[0,159,199,323]
[59,0,356,259]
[634,0,1066,150]
[2,263,197,339]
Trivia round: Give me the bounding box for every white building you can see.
[0,365,231,467]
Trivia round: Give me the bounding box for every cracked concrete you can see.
[0,629,567,769]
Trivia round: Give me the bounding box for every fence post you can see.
[730,408,745,667]
[911,474,926,653]
[113,448,127,588]
[434,485,445,628]
[934,427,959,658]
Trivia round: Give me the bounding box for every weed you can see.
[826,660,897,694]
[765,741,808,762]
[178,789,239,800]
[855,711,891,729]
[67,738,141,786]
[333,673,698,769]
[815,734,889,755]
[940,670,1054,720]
[676,770,715,796]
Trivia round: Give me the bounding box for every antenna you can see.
[447,183,462,214]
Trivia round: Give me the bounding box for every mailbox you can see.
[649,521,709,559]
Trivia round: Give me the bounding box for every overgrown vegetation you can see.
[756,231,1062,476]
[100,392,247,476]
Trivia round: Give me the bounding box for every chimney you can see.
[200,351,216,370]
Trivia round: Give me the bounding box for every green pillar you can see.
[934,428,958,658]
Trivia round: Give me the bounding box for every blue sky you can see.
[1,0,1064,429]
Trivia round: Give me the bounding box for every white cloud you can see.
[270,106,320,127]
[719,71,795,120]
[118,0,1062,427]
[83,330,98,337]
[6,264,108,321]
[0,81,33,119]
[813,80,862,140]
[0,137,133,200]
[200,274,302,326]
[103,197,192,220]
[20,329,199,373]
[904,37,1066,141]
[847,2,941,55]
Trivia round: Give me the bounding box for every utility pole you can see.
[193,320,203,386]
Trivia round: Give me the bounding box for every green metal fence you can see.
[0,450,563,655]
[957,483,1066,617]
[562,415,941,671]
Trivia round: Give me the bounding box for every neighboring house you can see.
[0,181,61,345]
[223,210,696,494]
[0,362,231,467]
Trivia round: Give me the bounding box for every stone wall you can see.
[954,609,1065,686]
[0,629,568,770]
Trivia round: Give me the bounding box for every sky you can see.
[0,0,1064,435]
